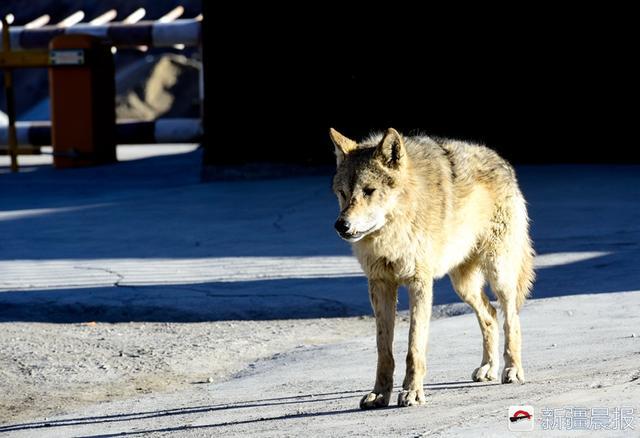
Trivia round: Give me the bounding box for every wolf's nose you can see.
[334,219,351,234]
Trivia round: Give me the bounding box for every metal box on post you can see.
[49,34,116,168]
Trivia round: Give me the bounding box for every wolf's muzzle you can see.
[334,218,351,235]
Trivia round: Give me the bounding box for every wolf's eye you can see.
[363,187,376,197]
[338,190,347,200]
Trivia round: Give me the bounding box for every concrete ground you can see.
[1,146,639,436]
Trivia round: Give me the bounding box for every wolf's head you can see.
[330,128,407,243]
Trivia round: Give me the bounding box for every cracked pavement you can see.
[1,147,640,435]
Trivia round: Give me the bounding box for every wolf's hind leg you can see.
[486,257,528,384]
[449,258,499,382]
[485,195,534,384]
[360,279,398,409]
[494,288,525,383]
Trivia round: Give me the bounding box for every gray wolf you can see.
[330,128,534,408]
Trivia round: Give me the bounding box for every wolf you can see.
[330,127,535,408]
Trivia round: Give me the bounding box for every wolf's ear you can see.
[376,128,404,168]
[329,128,357,166]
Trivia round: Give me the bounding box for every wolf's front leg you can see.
[398,275,433,407]
[360,279,398,409]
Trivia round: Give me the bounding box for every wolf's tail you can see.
[516,235,535,312]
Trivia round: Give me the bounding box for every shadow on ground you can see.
[1,151,639,322]
[1,249,638,322]
[0,380,487,434]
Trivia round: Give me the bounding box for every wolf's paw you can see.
[359,391,391,409]
[472,363,499,382]
[397,389,426,407]
[502,366,525,384]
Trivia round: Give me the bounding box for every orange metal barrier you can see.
[49,35,116,168]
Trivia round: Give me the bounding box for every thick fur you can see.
[330,128,535,409]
